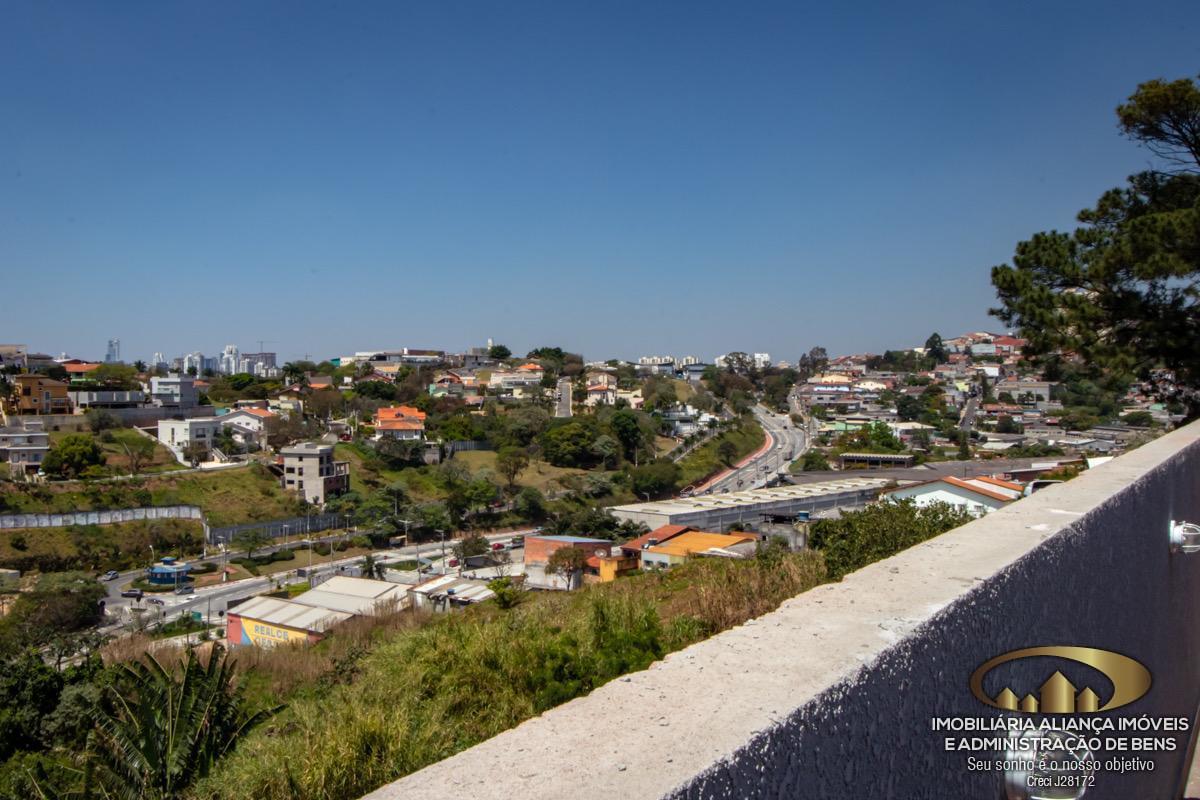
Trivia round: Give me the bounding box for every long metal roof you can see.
[230,595,353,633]
[608,477,891,516]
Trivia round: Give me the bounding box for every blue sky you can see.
[2,1,1197,365]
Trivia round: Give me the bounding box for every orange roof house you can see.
[375,405,427,423]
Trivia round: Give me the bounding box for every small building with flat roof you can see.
[226,595,352,647]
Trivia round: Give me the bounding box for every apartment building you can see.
[280,442,350,505]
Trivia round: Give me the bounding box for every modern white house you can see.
[157,417,222,461]
[150,374,199,409]
[883,476,1021,516]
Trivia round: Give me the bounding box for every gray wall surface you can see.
[0,505,203,529]
[364,420,1200,800]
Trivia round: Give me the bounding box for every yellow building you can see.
[7,374,71,415]
[640,531,757,569]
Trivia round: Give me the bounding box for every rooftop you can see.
[609,478,891,516]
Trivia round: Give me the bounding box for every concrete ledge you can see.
[365,420,1200,800]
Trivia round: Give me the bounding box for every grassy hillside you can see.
[0,519,204,573]
[451,449,589,491]
[0,465,303,527]
[191,551,826,800]
[676,417,766,487]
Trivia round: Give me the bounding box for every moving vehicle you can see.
[120,589,144,600]
[101,570,120,581]
[175,585,195,595]
[146,597,165,606]
[491,542,505,551]
[510,535,525,547]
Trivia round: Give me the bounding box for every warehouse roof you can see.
[610,478,891,516]
[294,576,410,615]
[646,531,756,558]
[229,595,352,633]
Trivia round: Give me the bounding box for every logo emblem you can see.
[970,646,1151,713]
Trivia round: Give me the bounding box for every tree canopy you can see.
[992,73,1200,414]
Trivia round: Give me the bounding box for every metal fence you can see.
[0,505,203,530]
[444,440,493,456]
[207,512,349,545]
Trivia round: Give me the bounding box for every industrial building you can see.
[608,478,892,531]
[227,576,410,647]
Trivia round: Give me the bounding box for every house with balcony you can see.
[157,417,222,461]
[280,442,350,505]
[0,420,50,475]
[213,407,275,448]
[6,374,71,415]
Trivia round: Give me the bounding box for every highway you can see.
[697,403,810,495]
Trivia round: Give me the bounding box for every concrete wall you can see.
[364,420,1200,800]
[0,505,203,530]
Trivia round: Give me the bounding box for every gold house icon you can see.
[969,646,1151,714]
[991,671,1102,713]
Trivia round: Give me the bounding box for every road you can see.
[555,377,573,417]
[959,396,979,431]
[100,529,538,633]
[697,404,809,494]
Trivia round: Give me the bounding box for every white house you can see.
[214,407,275,448]
[157,418,222,461]
[883,476,1021,516]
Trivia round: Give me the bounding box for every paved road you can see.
[555,377,573,418]
[101,529,538,632]
[960,396,979,431]
[698,405,809,494]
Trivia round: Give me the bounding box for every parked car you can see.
[174,585,195,595]
[101,570,120,581]
[448,558,459,568]
[490,542,505,551]
[120,589,144,600]
[510,535,525,546]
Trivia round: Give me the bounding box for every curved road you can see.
[697,404,809,495]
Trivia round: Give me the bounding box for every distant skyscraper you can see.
[219,344,240,375]
[105,338,121,363]
[182,351,204,375]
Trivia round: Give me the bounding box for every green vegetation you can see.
[0,520,204,574]
[190,551,826,800]
[809,500,975,580]
[676,417,765,487]
[0,464,303,527]
[992,72,1200,417]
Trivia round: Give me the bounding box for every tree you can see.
[1117,74,1200,169]
[120,435,158,476]
[801,450,830,471]
[513,487,547,521]
[451,532,489,565]
[85,409,123,433]
[66,646,279,799]
[541,422,596,468]
[232,529,271,560]
[359,554,386,580]
[924,332,947,364]
[957,431,971,460]
[488,344,511,360]
[717,439,738,466]
[42,435,105,479]
[181,441,209,467]
[630,459,680,499]
[992,73,1200,414]
[546,545,586,590]
[495,446,530,490]
[487,576,523,609]
[609,409,644,465]
[809,500,974,580]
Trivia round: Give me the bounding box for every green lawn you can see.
[676,418,766,487]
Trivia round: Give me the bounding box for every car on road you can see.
[448,558,459,568]
[511,535,525,546]
[146,597,165,606]
[120,589,144,600]
[101,570,120,581]
[175,585,195,595]
[491,542,506,551]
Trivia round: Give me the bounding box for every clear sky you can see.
[2,1,1197,365]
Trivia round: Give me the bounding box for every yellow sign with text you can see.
[243,619,307,648]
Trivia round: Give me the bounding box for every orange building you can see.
[7,374,71,415]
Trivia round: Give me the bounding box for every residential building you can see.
[488,363,545,392]
[523,534,612,590]
[0,344,28,369]
[373,406,427,441]
[68,388,145,410]
[582,548,641,583]
[883,476,1018,515]
[640,530,758,569]
[280,442,350,505]
[150,373,199,409]
[219,344,240,375]
[214,407,276,448]
[0,420,50,475]
[157,417,222,460]
[7,374,71,415]
[619,524,694,558]
[104,338,120,363]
